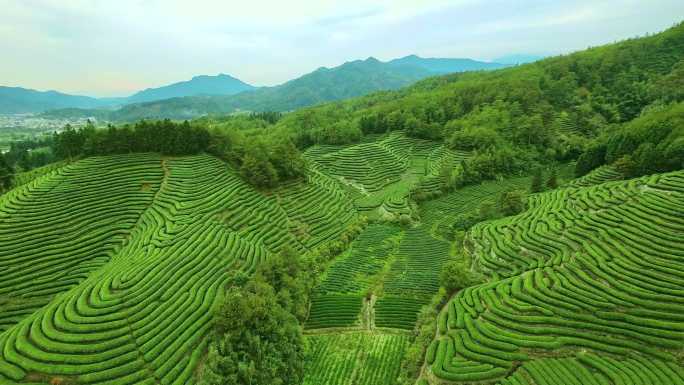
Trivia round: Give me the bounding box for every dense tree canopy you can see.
[47,115,306,189]
[199,279,305,385]
[576,101,684,177]
[53,120,210,158]
[0,155,13,192]
[198,248,312,385]
[499,189,527,216]
[1,136,55,173]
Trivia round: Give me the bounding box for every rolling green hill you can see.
[0,21,683,385]
[1,132,682,385]
[423,170,684,384]
[0,154,315,383]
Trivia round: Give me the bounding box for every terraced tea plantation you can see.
[421,175,532,237]
[0,155,164,334]
[1,131,683,385]
[304,223,451,333]
[305,132,453,220]
[303,332,409,385]
[423,171,684,384]
[0,153,349,384]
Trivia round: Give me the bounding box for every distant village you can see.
[0,114,99,132]
[0,114,103,153]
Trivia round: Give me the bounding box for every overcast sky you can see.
[1,0,682,97]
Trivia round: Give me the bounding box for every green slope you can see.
[0,153,352,384]
[423,170,684,384]
[1,21,683,385]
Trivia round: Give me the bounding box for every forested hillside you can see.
[0,21,683,385]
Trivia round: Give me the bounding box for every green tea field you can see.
[2,17,684,385]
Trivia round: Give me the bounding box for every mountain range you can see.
[99,56,510,121]
[0,73,256,115]
[2,55,510,119]
[124,73,255,104]
[0,87,106,115]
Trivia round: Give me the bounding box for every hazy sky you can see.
[1,0,682,97]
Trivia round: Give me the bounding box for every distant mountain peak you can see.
[191,73,238,80]
[493,54,545,65]
[388,55,509,74]
[126,73,255,104]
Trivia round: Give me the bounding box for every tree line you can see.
[45,115,306,189]
[2,113,303,192]
[575,101,684,178]
[53,120,210,158]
